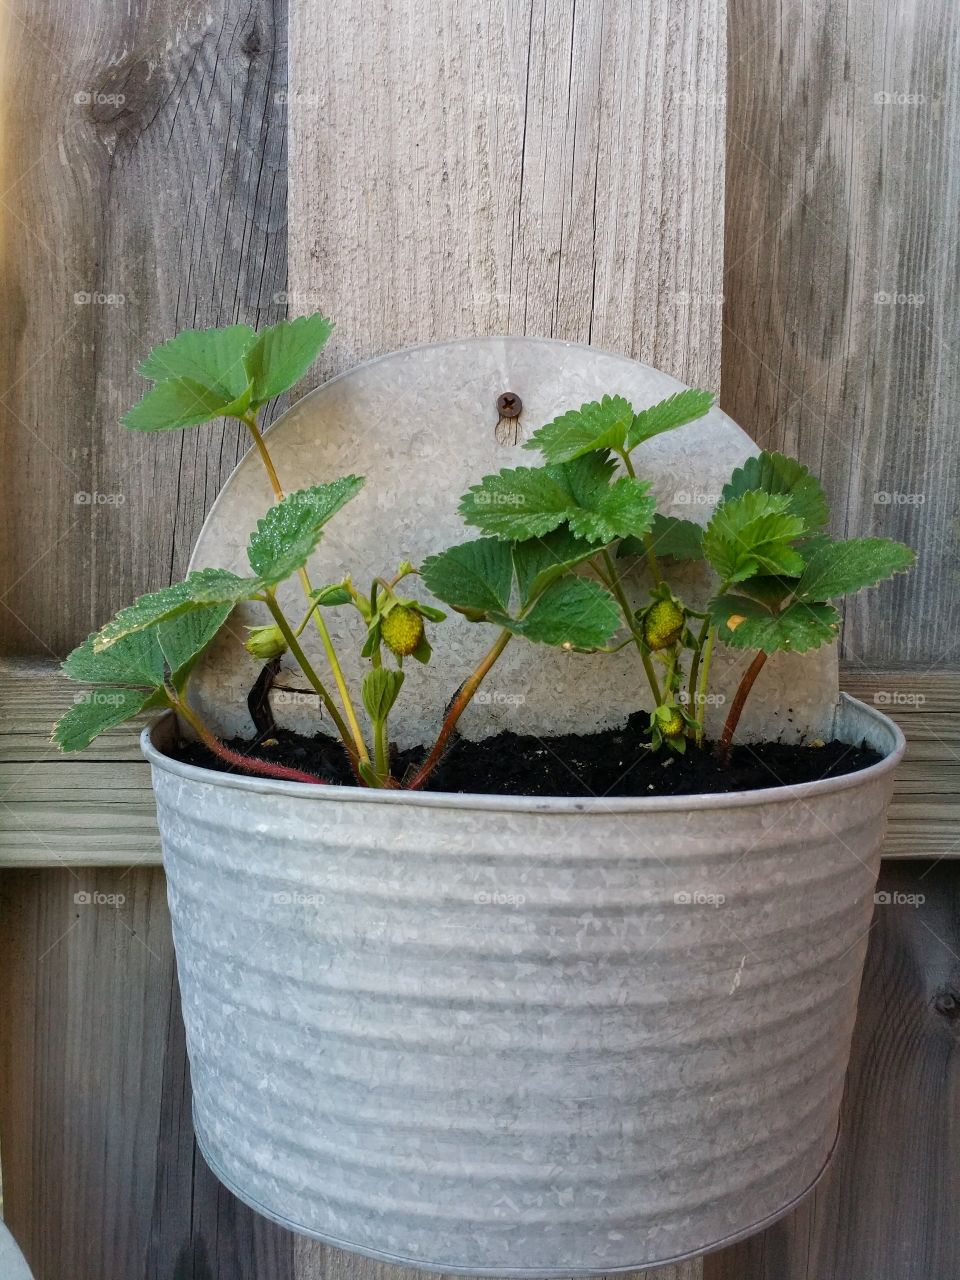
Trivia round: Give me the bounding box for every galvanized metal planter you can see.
[143,695,903,1277]
[0,1224,35,1280]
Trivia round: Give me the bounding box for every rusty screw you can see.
[496,391,522,419]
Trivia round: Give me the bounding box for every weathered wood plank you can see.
[4,659,954,866]
[288,0,725,390]
[0,868,297,1280]
[723,0,960,669]
[0,0,288,658]
[703,861,960,1280]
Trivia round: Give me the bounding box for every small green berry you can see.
[643,599,684,650]
[244,624,288,661]
[381,605,425,657]
[660,707,684,738]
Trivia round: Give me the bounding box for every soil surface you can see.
[169,712,882,797]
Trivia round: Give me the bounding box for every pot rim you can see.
[141,693,904,815]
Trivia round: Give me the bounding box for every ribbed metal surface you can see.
[0,1224,35,1280]
[144,696,903,1276]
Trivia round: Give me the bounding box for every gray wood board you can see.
[0,0,288,658]
[723,0,960,670]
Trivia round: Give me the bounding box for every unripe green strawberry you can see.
[381,605,424,657]
[244,623,288,661]
[643,599,684,650]
[660,707,684,738]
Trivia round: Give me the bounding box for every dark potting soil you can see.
[169,711,882,797]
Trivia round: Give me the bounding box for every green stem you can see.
[599,550,662,705]
[618,450,662,585]
[406,629,512,791]
[687,616,710,730]
[264,594,359,764]
[374,717,389,780]
[241,412,370,765]
[695,626,717,748]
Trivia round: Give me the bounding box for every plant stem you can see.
[717,650,768,761]
[406,629,512,791]
[243,414,285,502]
[618,451,662,585]
[374,717,389,780]
[694,625,717,747]
[599,550,662,705]
[241,412,370,765]
[172,694,327,785]
[264,594,360,764]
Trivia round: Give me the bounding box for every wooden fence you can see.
[0,1,958,1277]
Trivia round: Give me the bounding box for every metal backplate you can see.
[187,337,839,748]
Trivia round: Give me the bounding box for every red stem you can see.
[717,650,768,761]
[190,719,328,786]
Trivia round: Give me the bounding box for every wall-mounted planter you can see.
[144,694,903,1276]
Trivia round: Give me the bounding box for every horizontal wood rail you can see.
[1,657,956,867]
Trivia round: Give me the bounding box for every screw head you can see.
[497,391,522,419]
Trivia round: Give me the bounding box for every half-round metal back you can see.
[188,337,838,747]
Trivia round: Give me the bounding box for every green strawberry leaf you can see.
[619,512,705,561]
[361,668,405,723]
[92,569,256,651]
[138,324,254,388]
[157,604,235,689]
[513,528,607,605]
[625,388,715,448]
[709,594,840,653]
[795,537,915,601]
[244,314,335,406]
[420,538,514,619]
[309,584,353,607]
[123,377,252,431]
[246,477,364,584]
[461,454,654,545]
[522,395,635,464]
[53,686,167,752]
[722,452,830,531]
[63,628,166,688]
[494,576,620,648]
[703,491,806,584]
[459,463,584,540]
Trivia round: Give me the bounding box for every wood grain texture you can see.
[294,1243,702,1280]
[5,658,954,867]
[0,0,288,658]
[0,868,297,1280]
[288,0,725,390]
[723,0,960,668]
[703,860,960,1280]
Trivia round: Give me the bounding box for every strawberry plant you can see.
[53,315,915,790]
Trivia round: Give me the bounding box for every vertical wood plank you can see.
[289,0,725,390]
[704,862,960,1280]
[723,0,960,668]
[0,0,288,657]
[288,4,723,1278]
